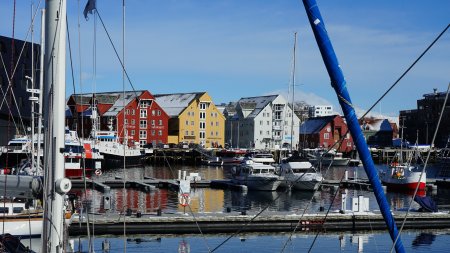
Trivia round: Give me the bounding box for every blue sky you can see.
[1,0,449,119]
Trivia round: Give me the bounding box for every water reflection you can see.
[73,164,450,216]
[69,230,450,253]
[412,233,436,247]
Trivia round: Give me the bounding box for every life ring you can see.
[95,169,102,176]
[178,193,190,207]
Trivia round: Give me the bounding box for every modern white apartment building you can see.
[309,105,334,117]
[227,95,300,150]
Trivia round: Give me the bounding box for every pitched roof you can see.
[154,92,205,117]
[70,91,146,117]
[237,95,279,118]
[300,115,337,134]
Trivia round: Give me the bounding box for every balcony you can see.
[272,136,282,141]
[272,125,282,131]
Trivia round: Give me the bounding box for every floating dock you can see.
[68,211,450,236]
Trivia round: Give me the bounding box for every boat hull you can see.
[233,176,281,191]
[280,173,322,191]
[1,216,42,238]
[102,153,143,168]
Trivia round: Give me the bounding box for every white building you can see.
[228,95,300,150]
[309,105,334,117]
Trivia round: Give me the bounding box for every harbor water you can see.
[61,164,450,252]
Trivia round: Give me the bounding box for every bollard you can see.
[126,208,132,216]
[157,209,162,216]
[241,210,247,215]
[226,207,231,213]
[136,211,142,218]
[102,239,110,251]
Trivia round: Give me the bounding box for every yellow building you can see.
[154,92,225,148]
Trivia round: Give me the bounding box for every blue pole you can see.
[301,1,405,252]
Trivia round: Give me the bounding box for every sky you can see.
[1,0,449,120]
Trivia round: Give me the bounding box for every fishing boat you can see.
[231,158,282,191]
[83,107,143,168]
[278,151,323,191]
[64,127,103,178]
[380,162,426,191]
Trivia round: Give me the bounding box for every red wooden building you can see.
[67,90,169,146]
[299,115,354,153]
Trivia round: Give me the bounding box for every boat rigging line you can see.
[390,82,450,253]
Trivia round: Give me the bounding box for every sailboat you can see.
[277,33,323,191]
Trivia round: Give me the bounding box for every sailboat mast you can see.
[43,1,71,252]
[36,9,45,171]
[301,0,405,252]
[290,32,297,151]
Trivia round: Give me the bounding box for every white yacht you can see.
[279,152,323,191]
[231,159,282,191]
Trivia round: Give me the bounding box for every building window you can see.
[131,109,135,115]
[140,120,147,128]
[131,119,135,125]
[126,109,130,115]
[210,131,213,136]
[140,140,146,146]
[216,122,219,126]
[260,130,262,135]
[216,131,219,136]
[324,133,330,139]
[152,110,156,116]
[158,130,162,136]
[140,109,147,118]
[347,141,352,147]
[152,130,156,136]
[260,120,263,125]
[200,103,206,110]
[199,131,205,139]
[186,120,189,126]
[200,112,206,119]
[191,121,194,126]
[157,110,161,116]
[210,122,213,126]
[139,130,147,139]
[125,119,128,125]
[185,130,188,136]
[140,100,148,108]
[131,130,135,136]
[151,120,155,126]
[267,121,269,125]
[200,122,206,129]
[158,119,162,125]
[191,131,194,136]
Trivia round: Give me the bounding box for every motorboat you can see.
[245,151,275,164]
[216,149,247,165]
[0,199,43,238]
[231,159,282,191]
[309,150,350,166]
[278,152,323,191]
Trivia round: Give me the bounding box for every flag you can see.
[83,0,97,20]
